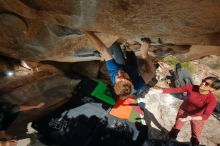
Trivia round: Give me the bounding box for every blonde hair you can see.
[114,80,134,97]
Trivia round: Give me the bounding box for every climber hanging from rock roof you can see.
[83,31,156,99]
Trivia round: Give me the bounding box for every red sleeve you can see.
[202,95,217,120]
[162,85,192,94]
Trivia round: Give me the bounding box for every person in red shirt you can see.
[152,76,220,146]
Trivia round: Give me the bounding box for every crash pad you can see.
[109,96,143,121]
[76,78,116,105]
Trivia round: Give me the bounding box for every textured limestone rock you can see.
[176,45,220,62]
[71,61,100,78]
[0,0,220,62]
[0,1,220,145]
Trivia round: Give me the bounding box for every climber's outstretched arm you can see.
[83,31,113,61]
[140,42,156,83]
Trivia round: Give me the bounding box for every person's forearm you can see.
[140,42,149,59]
[144,57,155,74]
[84,31,112,60]
[139,43,156,82]
[189,116,203,120]
[84,31,107,53]
[141,58,156,83]
[162,85,190,94]
[19,105,37,111]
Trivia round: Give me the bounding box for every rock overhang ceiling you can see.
[0,0,220,62]
[0,2,220,145]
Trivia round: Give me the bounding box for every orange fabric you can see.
[109,96,136,119]
[126,99,144,116]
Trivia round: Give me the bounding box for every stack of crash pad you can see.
[76,78,116,105]
[32,78,146,145]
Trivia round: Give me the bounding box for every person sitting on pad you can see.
[0,101,45,145]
